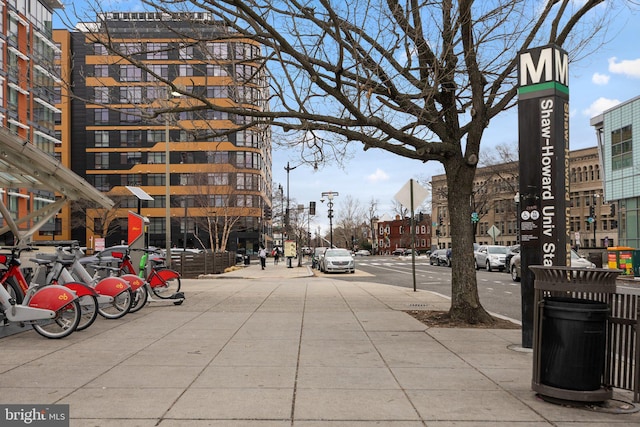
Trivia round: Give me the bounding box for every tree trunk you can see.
[445,154,494,324]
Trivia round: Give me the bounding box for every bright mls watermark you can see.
[1,405,69,426]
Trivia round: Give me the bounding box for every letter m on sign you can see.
[519,45,568,88]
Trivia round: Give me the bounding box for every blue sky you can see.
[53,3,640,235]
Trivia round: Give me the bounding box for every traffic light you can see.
[309,201,316,216]
[439,216,443,226]
[612,220,618,229]
[589,205,595,218]
[610,203,615,217]
[264,205,272,220]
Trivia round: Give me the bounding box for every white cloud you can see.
[366,168,389,183]
[582,97,621,117]
[591,72,610,85]
[608,57,640,78]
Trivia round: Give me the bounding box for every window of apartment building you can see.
[206,151,229,164]
[236,194,254,207]
[94,108,109,124]
[146,173,164,186]
[234,64,257,82]
[236,152,260,169]
[119,42,143,55]
[146,65,168,82]
[147,152,165,164]
[612,125,632,171]
[147,42,168,59]
[206,64,229,77]
[94,153,109,169]
[93,131,110,147]
[207,86,229,98]
[121,152,142,165]
[120,130,143,147]
[149,217,165,234]
[93,43,108,55]
[147,130,164,143]
[93,175,110,191]
[120,65,142,82]
[179,44,193,59]
[207,172,229,185]
[94,64,109,78]
[120,108,141,123]
[208,195,227,207]
[236,172,258,190]
[121,174,142,186]
[120,87,142,103]
[179,64,193,77]
[207,42,228,59]
[235,130,258,148]
[179,152,194,164]
[93,87,109,103]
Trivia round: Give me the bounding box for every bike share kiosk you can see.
[128,211,185,304]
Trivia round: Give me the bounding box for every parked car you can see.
[429,249,449,266]
[354,249,371,256]
[319,248,355,273]
[504,244,520,270]
[392,248,407,256]
[473,245,508,271]
[509,249,596,282]
[312,247,328,269]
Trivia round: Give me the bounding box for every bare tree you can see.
[188,173,243,253]
[335,194,365,250]
[70,0,621,324]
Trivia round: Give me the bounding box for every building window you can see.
[611,125,632,171]
[94,64,109,77]
[147,130,164,143]
[120,130,143,147]
[147,152,165,164]
[94,108,109,124]
[120,65,142,82]
[120,87,143,103]
[94,153,109,169]
[179,64,193,76]
[94,87,109,103]
[147,174,165,186]
[147,42,168,59]
[147,65,169,82]
[179,44,193,59]
[94,43,108,55]
[94,131,109,147]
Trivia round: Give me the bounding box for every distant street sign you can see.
[488,225,501,240]
[471,212,479,223]
[394,179,429,211]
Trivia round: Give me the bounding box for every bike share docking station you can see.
[128,211,185,305]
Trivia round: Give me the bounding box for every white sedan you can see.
[320,248,355,273]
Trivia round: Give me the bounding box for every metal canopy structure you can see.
[0,128,114,245]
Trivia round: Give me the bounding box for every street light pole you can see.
[284,162,298,268]
[165,109,171,267]
[321,191,339,248]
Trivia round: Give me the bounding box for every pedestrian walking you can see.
[259,245,267,269]
[274,247,280,265]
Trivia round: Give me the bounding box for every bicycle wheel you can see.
[98,289,132,319]
[128,285,148,313]
[150,276,181,299]
[32,300,81,339]
[76,294,99,331]
[4,277,24,304]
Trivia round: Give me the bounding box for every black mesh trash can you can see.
[244,255,250,265]
[540,297,609,391]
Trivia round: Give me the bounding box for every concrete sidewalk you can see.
[1,260,638,426]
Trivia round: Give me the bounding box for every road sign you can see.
[394,179,429,211]
[471,212,479,223]
[488,225,501,240]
